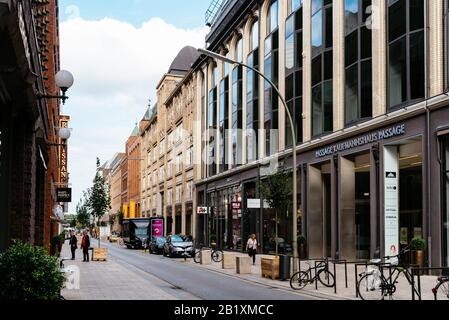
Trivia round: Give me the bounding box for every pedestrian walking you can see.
[81,230,91,262]
[246,234,258,265]
[66,230,78,260]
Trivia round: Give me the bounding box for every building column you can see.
[333,0,345,131]
[278,0,287,151]
[372,0,387,117]
[428,0,444,97]
[302,0,312,142]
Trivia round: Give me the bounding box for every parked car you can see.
[149,237,166,254]
[108,233,121,243]
[163,235,194,258]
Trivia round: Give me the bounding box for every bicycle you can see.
[432,276,449,300]
[193,244,223,263]
[290,258,335,290]
[357,247,417,300]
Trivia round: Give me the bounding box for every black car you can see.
[149,236,166,254]
[163,235,194,258]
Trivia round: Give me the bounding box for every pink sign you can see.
[151,219,164,238]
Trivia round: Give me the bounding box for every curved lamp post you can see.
[37,70,75,104]
[197,48,299,273]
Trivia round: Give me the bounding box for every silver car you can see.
[163,235,194,258]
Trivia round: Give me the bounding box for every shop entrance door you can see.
[308,162,332,259]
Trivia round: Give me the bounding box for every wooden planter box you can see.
[92,248,108,261]
[261,257,280,280]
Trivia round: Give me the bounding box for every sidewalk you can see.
[178,251,439,300]
[60,244,197,300]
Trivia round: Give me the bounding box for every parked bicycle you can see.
[290,258,335,290]
[357,247,418,300]
[193,244,223,263]
[433,275,449,300]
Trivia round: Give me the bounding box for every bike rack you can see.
[410,267,449,300]
[297,257,339,294]
[354,261,392,298]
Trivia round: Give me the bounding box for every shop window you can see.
[285,1,304,147]
[312,0,333,137]
[388,0,425,109]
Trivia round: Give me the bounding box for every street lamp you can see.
[37,70,75,104]
[47,127,73,147]
[197,48,299,273]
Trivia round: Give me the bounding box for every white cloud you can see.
[60,16,207,212]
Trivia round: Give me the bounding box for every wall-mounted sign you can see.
[231,202,242,210]
[59,117,70,184]
[316,124,406,158]
[247,199,271,209]
[197,207,209,214]
[57,188,72,203]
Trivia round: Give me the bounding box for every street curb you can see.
[177,260,354,301]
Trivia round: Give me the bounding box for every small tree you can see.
[86,158,111,248]
[75,193,90,229]
[260,168,292,257]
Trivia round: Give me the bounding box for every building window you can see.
[186,147,193,168]
[311,0,333,137]
[159,139,165,157]
[388,0,425,109]
[285,1,304,147]
[344,0,372,125]
[159,165,165,181]
[187,181,193,201]
[209,65,218,177]
[247,20,260,163]
[265,0,280,156]
[153,170,157,186]
[167,160,172,178]
[176,153,182,173]
[232,37,244,168]
[288,0,303,15]
[219,74,229,173]
[176,185,182,204]
[442,135,449,267]
[168,189,173,205]
[153,145,158,162]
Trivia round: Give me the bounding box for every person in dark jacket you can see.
[81,230,91,262]
[66,230,78,260]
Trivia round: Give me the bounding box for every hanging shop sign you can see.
[57,188,72,203]
[316,124,406,158]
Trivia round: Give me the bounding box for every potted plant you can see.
[410,237,426,269]
[297,235,307,259]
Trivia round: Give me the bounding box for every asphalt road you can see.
[99,241,316,300]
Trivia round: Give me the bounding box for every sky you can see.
[59,0,211,212]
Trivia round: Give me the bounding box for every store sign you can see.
[384,146,399,260]
[17,2,31,69]
[316,124,406,158]
[231,202,242,210]
[57,188,72,203]
[247,199,271,209]
[197,207,209,214]
[59,118,69,184]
